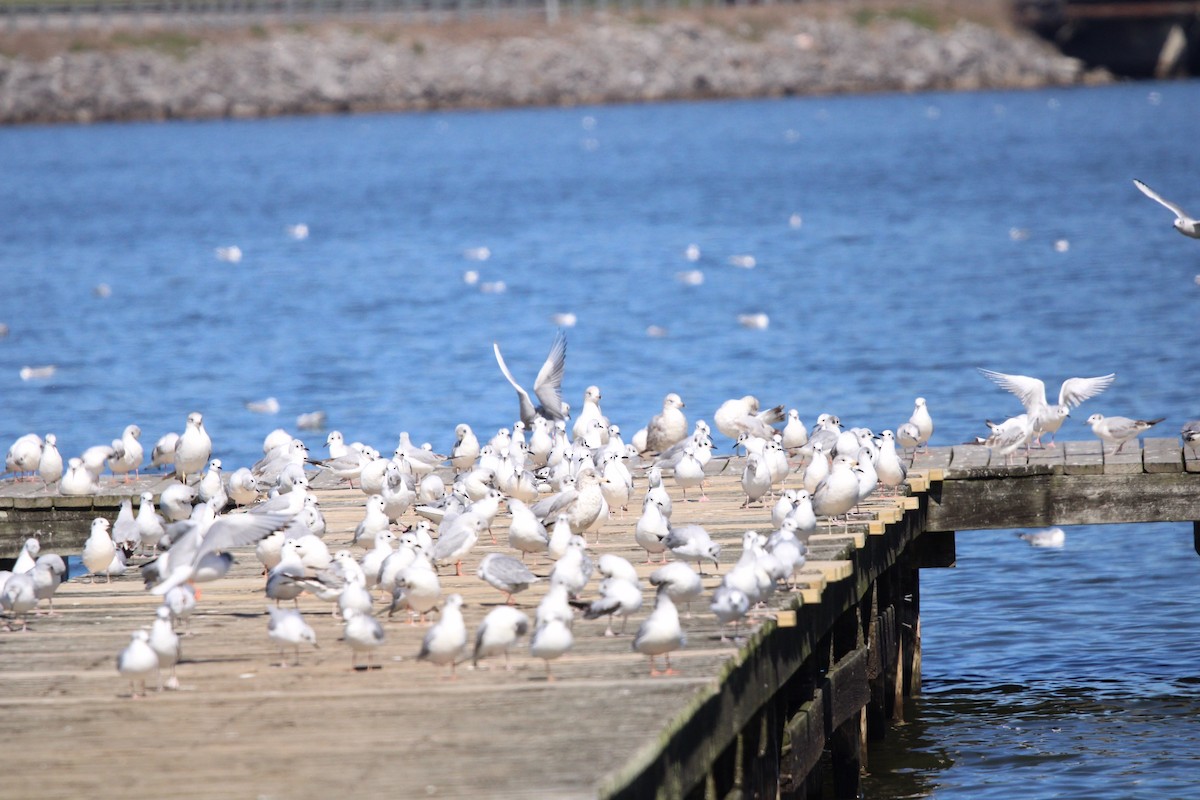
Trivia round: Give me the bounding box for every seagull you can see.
[506,498,550,560]
[417,594,468,678]
[714,396,785,444]
[645,393,688,454]
[648,561,703,617]
[4,433,41,480]
[342,607,385,670]
[473,605,530,669]
[493,329,568,427]
[82,518,117,583]
[1,571,37,631]
[116,630,159,698]
[529,618,573,682]
[37,434,63,487]
[811,455,860,527]
[148,606,182,690]
[663,524,721,575]
[431,511,487,577]
[710,585,750,642]
[978,369,1116,448]
[983,414,1035,465]
[582,577,643,637]
[1087,413,1165,454]
[174,412,212,484]
[1017,527,1066,548]
[476,552,539,604]
[144,510,296,596]
[150,432,180,471]
[633,589,685,676]
[1182,420,1200,457]
[634,495,671,563]
[60,457,99,496]
[907,398,934,452]
[1133,179,1200,238]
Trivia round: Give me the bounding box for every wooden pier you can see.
[1,438,1198,799]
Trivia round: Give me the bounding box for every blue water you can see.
[3,80,1200,797]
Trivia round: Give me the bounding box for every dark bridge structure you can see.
[1013,0,1200,76]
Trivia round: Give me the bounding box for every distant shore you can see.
[0,3,1112,126]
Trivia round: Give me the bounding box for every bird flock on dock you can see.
[0,331,1191,697]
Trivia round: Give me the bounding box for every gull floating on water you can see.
[1133,179,1200,238]
[1017,527,1065,548]
[19,365,56,381]
[286,223,309,240]
[215,245,243,263]
[246,397,281,414]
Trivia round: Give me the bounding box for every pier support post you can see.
[829,709,864,800]
[1193,522,1200,557]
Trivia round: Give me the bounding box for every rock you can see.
[0,13,1108,125]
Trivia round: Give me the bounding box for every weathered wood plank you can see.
[1103,447,1145,475]
[926,472,1200,532]
[1143,437,1183,473]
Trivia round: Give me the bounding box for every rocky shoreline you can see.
[0,8,1110,125]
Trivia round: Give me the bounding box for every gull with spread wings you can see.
[978,369,1115,448]
[1133,179,1200,239]
[493,329,568,427]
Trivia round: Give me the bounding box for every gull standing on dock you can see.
[530,617,573,682]
[811,455,859,529]
[634,495,671,564]
[174,412,212,483]
[476,552,539,604]
[342,607,385,670]
[649,561,703,617]
[663,524,721,575]
[148,606,181,690]
[978,368,1116,448]
[1087,413,1165,454]
[644,393,688,454]
[1182,420,1200,457]
[417,593,468,677]
[5,433,43,481]
[1133,179,1200,238]
[583,577,643,637]
[714,396,786,445]
[1,571,37,631]
[38,434,63,487]
[267,606,319,666]
[150,432,179,471]
[907,398,934,452]
[493,330,568,427]
[983,414,1035,465]
[60,457,98,496]
[633,588,684,676]
[82,518,117,583]
[473,605,529,669]
[116,630,159,698]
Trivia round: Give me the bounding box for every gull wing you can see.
[493,342,536,425]
[532,330,568,421]
[1058,374,1116,408]
[1134,179,1190,218]
[977,369,1047,411]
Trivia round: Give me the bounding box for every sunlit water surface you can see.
[3,79,1200,798]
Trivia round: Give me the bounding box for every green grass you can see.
[853,7,941,30]
[109,30,202,59]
